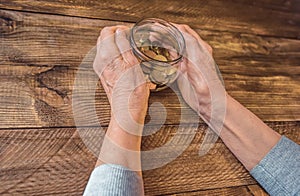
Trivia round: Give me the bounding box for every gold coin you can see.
[154,55,168,62]
[144,50,157,59]
[164,50,171,59]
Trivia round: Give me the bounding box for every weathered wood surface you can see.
[1,10,299,128]
[0,122,299,195]
[247,185,269,196]
[0,122,300,195]
[168,186,255,196]
[0,0,300,38]
[0,0,299,195]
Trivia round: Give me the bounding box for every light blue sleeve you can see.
[83,164,144,196]
[250,136,300,196]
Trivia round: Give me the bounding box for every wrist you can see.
[197,90,229,125]
[219,94,281,170]
[96,116,143,168]
[109,114,145,136]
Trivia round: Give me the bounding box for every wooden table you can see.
[0,1,299,195]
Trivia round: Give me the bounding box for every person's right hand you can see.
[173,24,226,122]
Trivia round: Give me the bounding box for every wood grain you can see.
[0,0,300,38]
[0,1,299,195]
[247,185,269,196]
[0,122,299,195]
[167,186,252,196]
[0,10,299,128]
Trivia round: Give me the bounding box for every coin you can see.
[163,49,171,60]
[150,69,168,84]
[136,37,178,90]
[148,82,157,90]
[154,55,168,61]
[144,50,157,59]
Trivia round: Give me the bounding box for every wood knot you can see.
[0,10,22,35]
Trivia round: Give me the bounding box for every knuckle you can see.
[101,26,110,32]
[101,26,114,34]
[177,25,186,32]
[186,34,197,43]
[205,43,213,53]
[116,25,128,30]
[183,24,190,29]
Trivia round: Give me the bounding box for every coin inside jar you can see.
[130,19,185,92]
[137,38,179,91]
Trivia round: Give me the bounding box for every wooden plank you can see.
[0,122,299,195]
[228,0,300,14]
[0,128,95,195]
[172,184,269,196]
[247,185,269,196]
[166,186,252,196]
[0,0,300,38]
[142,122,300,195]
[0,10,300,128]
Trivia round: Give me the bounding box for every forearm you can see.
[96,115,144,176]
[205,94,281,170]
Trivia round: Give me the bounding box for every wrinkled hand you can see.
[173,24,226,122]
[93,26,150,130]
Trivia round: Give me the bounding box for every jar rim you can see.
[130,18,186,64]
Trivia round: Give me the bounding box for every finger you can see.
[173,24,213,66]
[173,24,216,83]
[93,26,120,76]
[114,26,146,88]
[115,26,139,67]
[178,57,188,73]
[182,25,213,55]
[176,71,200,113]
[171,24,201,75]
[172,24,199,49]
[172,23,212,55]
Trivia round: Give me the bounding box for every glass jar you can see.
[130,18,185,92]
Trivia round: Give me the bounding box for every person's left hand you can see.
[93,25,150,129]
